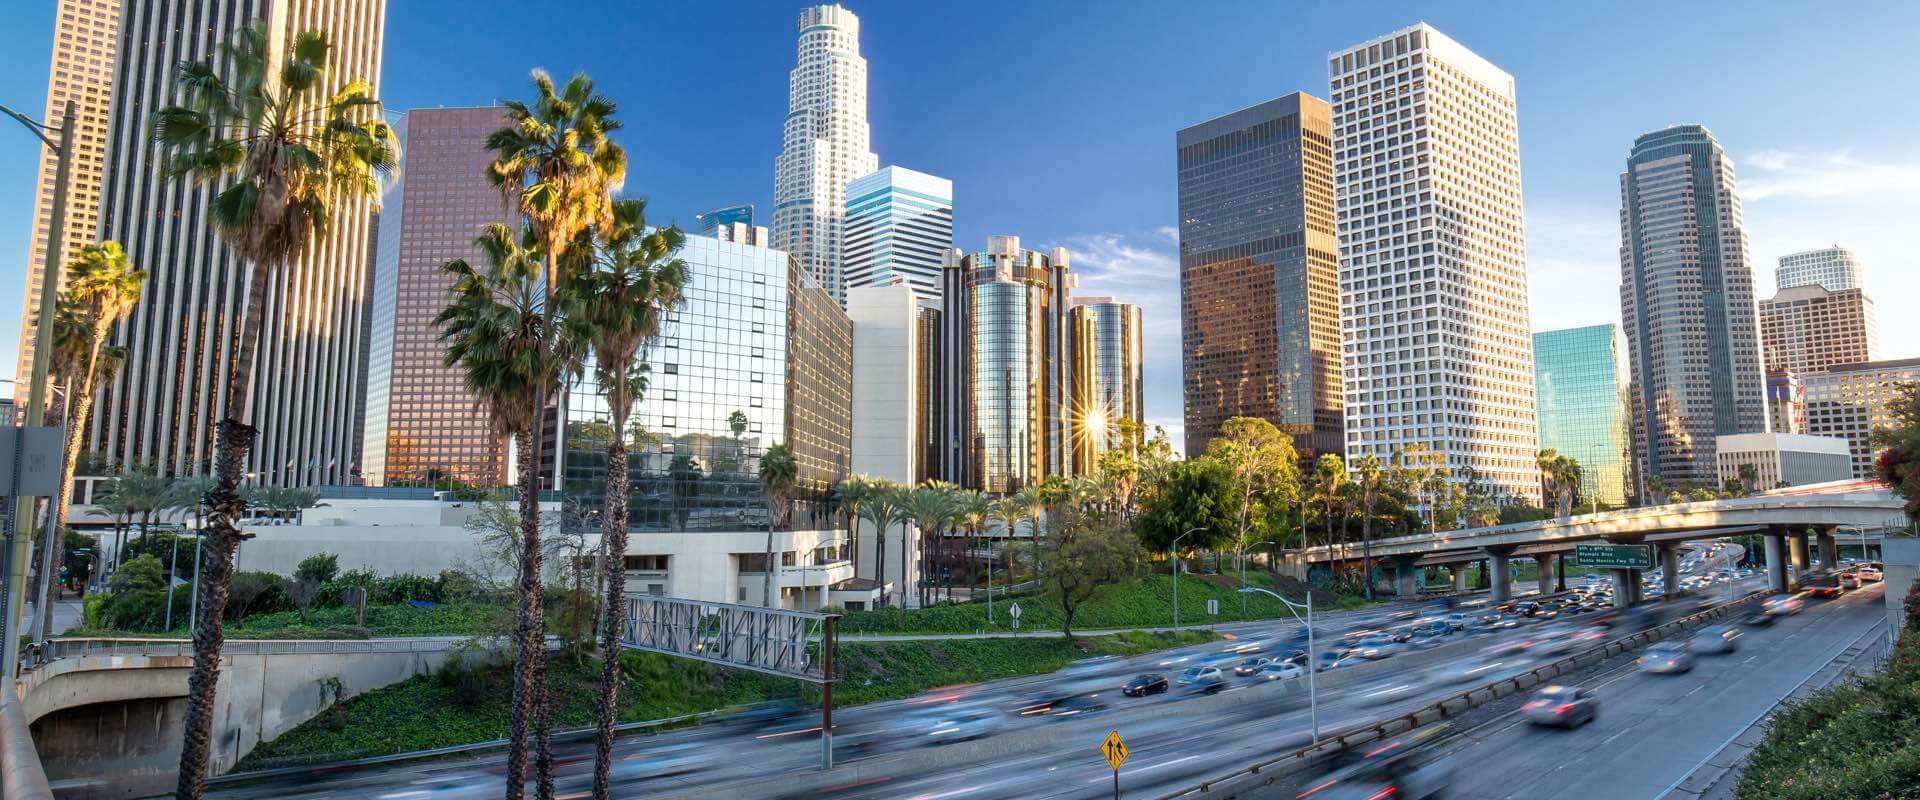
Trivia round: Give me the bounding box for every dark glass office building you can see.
[1176,92,1342,459]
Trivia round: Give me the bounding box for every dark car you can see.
[1412,621,1452,638]
[1122,673,1169,697]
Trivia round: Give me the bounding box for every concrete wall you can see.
[1885,536,1918,635]
[622,527,851,608]
[31,697,184,800]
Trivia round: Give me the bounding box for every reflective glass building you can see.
[1175,92,1342,460]
[542,231,851,531]
[1533,325,1632,507]
[844,166,953,302]
[1070,297,1144,473]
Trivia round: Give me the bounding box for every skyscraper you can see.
[694,205,754,235]
[1328,25,1540,502]
[1532,325,1632,508]
[14,0,121,409]
[844,166,953,303]
[91,0,386,486]
[1070,297,1145,474]
[773,4,878,305]
[1776,245,1864,292]
[935,237,1076,492]
[1804,358,1920,479]
[1758,284,1876,375]
[1766,369,1805,435]
[361,107,518,488]
[1176,93,1342,460]
[1617,125,1768,492]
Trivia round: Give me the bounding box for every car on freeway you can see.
[1233,657,1275,676]
[1839,572,1861,590]
[1638,642,1696,674]
[1491,613,1526,630]
[1122,673,1169,697]
[1444,612,1471,631]
[1858,566,1883,582]
[1693,624,1741,654]
[1351,678,1426,706]
[1299,731,1454,800]
[1411,620,1452,638]
[920,705,1002,743]
[1435,656,1509,686]
[1805,576,1845,599]
[1352,633,1401,659]
[1177,665,1226,693]
[1520,685,1598,728]
[1763,595,1805,617]
[1741,608,1777,627]
[1257,661,1305,682]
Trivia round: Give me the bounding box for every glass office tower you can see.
[1176,92,1342,460]
[1533,325,1632,507]
[1070,297,1145,473]
[544,232,851,531]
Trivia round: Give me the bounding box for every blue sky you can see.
[2,0,1916,453]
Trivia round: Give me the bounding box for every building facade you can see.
[1176,92,1342,460]
[1617,125,1768,493]
[772,4,878,305]
[935,237,1076,492]
[543,231,852,532]
[1328,25,1540,502]
[1532,325,1631,507]
[843,166,954,303]
[1767,369,1805,435]
[1804,358,1920,479]
[694,205,753,235]
[1070,297,1145,474]
[1714,432,1852,490]
[1758,284,1876,376]
[360,107,517,487]
[1776,245,1863,292]
[14,0,121,411]
[91,0,386,485]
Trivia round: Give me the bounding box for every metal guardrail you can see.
[0,689,53,800]
[1159,591,1768,799]
[35,635,477,663]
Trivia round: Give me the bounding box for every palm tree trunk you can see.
[1362,499,1375,601]
[873,514,888,609]
[763,516,777,608]
[590,428,628,800]
[175,260,274,800]
[506,427,543,800]
[35,369,98,639]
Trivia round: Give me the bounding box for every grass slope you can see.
[839,571,1364,635]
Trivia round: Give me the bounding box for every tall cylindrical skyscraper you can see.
[1617,125,1767,494]
[91,0,387,486]
[1070,297,1144,474]
[772,4,879,305]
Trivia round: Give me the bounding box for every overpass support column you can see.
[1391,555,1421,599]
[1452,564,1471,592]
[1764,531,1789,594]
[1658,542,1681,600]
[1485,545,1517,604]
[1534,553,1557,597]
[1789,533,1810,584]
[1817,529,1838,571]
[1611,568,1636,608]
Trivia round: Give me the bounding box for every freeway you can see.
[1413,582,1887,800]
[204,550,1756,800]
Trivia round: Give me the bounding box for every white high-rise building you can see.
[773,4,879,306]
[1327,24,1540,503]
[844,166,953,303]
[1776,245,1864,292]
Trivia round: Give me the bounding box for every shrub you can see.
[321,568,377,607]
[433,653,498,709]
[225,570,291,621]
[295,552,340,585]
[436,569,479,602]
[81,592,109,629]
[1904,582,1920,636]
[109,554,165,593]
[100,585,192,631]
[373,573,441,605]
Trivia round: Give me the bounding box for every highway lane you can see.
[1427,582,1886,800]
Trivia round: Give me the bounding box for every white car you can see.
[1256,661,1305,682]
[1178,666,1226,692]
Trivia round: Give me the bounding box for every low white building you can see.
[846,283,925,607]
[1715,432,1852,490]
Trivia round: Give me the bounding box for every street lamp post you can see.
[1172,527,1205,630]
[1239,586,1317,744]
[0,99,77,680]
[1238,539,1275,615]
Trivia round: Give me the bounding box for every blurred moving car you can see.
[1299,731,1453,799]
[1444,612,1471,631]
[1839,572,1860,590]
[1692,624,1741,654]
[1353,634,1401,660]
[1177,666,1226,693]
[1858,566,1882,582]
[1741,608,1777,627]
[920,705,1002,743]
[1521,685,1597,728]
[1233,657,1275,676]
[1122,673,1169,697]
[1257,661,1305,682]
[1762,595,1805,617]
[1637,642,1696,674]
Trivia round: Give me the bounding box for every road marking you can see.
[1600,727,1634,747]
[1683,684,1705,698]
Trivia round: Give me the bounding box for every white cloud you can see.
[1741,150,1920,201]
[1045,229,1186,453]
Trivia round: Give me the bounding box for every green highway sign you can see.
[1574,543,1654,570]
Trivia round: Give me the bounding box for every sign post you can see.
[1099,730,1128,799]
[1574,544,1654,570]
[1009,601,1021,631]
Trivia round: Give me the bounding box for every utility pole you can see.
[2,99,76,675]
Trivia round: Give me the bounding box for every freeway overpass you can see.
[1296,480,1907,603]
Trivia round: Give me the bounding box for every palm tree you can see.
[859,481,905,609]
[568,199,687,800]
[950,489,993,600]
[989,496,1027,588]
[435,224,568,799]
[483,70,623,800]
[1551,456,1582,517]
[1312,454,1348,549]
[1354,453,1383,599]
[759,444,800,608]
[148,24,395,796]
[898,483,953,608]
[833,475,873,581]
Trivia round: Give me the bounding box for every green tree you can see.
[1032,510,1144,641]
[831,475,874,577]
[950,488,993,598]
[758,444,799,608]
[148,24,396,796]
[858,480,906,610]
[1311,454,1350,549]
[1874,384,1920,523]
[1736,463,1761,498]
[1354,453,1383,599]
[1205,417,1299,575]
[898,482,957,608]
[1135,457,1236,556]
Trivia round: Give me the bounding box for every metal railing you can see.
[1159,591,1767,799]
[34,635,474,663]
[0,689,53,800]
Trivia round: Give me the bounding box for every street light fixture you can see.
[1172,527,1205,629]
[1239,585,1318,744]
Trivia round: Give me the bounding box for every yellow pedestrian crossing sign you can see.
[1100,730,1129,771]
